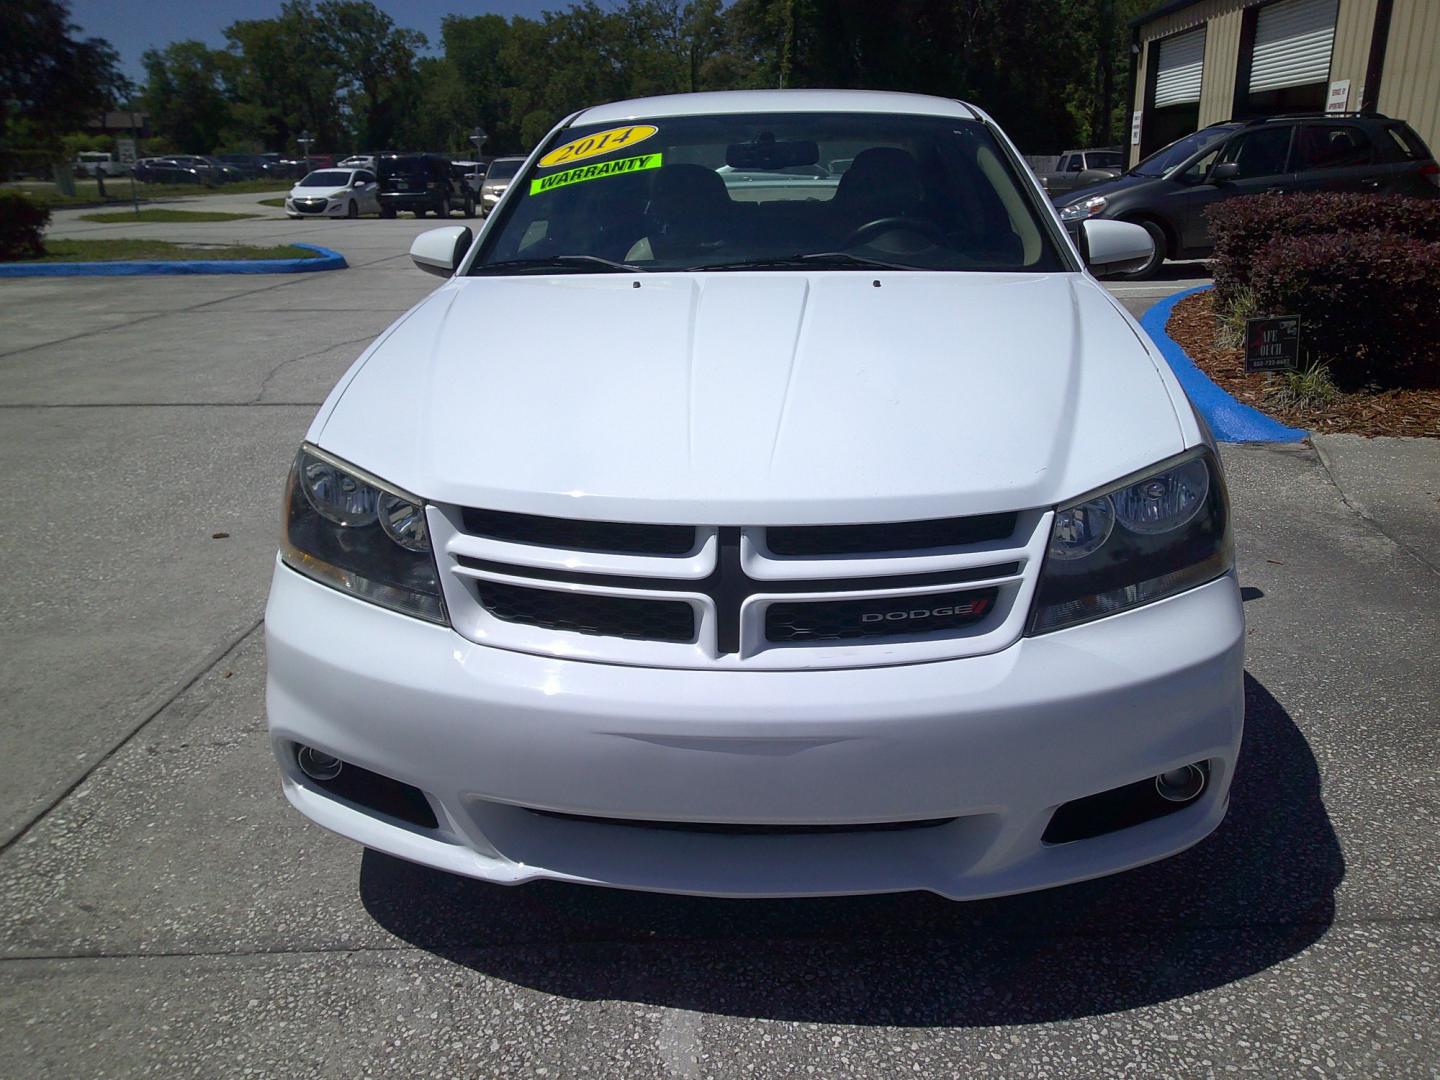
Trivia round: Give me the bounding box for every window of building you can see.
[1142,26,1206,159]
[1241,0,1339,118]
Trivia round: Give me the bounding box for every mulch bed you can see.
[1167,290,1440,438]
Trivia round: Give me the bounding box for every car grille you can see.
[462,508,696,555]
[527,809,957,835]
[437,507,1046,670]
[293,198,327,214]
[476,579,696,643]
[767,513,1015,556]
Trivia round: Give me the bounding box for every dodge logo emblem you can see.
[860,598,989,624]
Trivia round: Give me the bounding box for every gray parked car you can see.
[1056,112,1440,279]
[479,157,524,216]
[1036,149,1124,197]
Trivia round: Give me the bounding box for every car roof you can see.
[573,89,979,125]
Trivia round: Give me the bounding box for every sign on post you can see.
[1245,316,1300,373]
[1130,111,1143,146]
[116,138,137,165]
[1326,80,1351,113]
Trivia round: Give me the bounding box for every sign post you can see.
[125,112,141,217]
[1326,79,1351,114]
[1245,316,1300,373]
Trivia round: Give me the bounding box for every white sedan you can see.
[285,168,380,219]
[267,89,1243,901]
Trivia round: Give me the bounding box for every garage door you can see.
[1249,0,1339,94]
[1153,27,1206,107]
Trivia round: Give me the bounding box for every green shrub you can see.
[0,191,50,260]
[1248,229,1440,389]
[1215,284,1258,350]
[1208,193,1440,302]
[1265,362,1341,412]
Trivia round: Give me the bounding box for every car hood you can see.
[313,272,1187,525]
[290,185,348,198]
[1052,171,1153,206]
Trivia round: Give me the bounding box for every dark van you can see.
[376,153,472,219]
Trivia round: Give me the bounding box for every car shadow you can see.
[359,673,1340,1026]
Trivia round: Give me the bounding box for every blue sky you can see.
[67,0,585,83]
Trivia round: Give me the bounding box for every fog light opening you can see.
[296,745,344,782]
[1155,763,1206,803]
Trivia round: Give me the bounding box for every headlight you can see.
[1060,195,1107,221]
[1028,449,1231,634]
[281,446,447,624]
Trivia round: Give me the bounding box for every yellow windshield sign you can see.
[537,125,658,168]
[529,152,663,196]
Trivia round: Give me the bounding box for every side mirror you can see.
[1080,218,1154,276]
[1210,161,1239,184]
[409,225,473,277]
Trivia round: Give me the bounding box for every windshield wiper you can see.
[687,252,921,272]
[472,255,649,275]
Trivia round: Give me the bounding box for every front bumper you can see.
[285,197,352,218]
[265,561,1244,899]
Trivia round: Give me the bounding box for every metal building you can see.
[1128,0,1440,165]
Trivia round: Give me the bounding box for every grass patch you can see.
[2,178,291,208]
[258,197,287,208]
[1214,285,1259,351]
[79,209,258,223]
[16,239,320,263]
[1264,362,1342,412]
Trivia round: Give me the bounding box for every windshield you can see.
[300,170,352,187]
[472,112,1063,274]
[1087,151,1122,168]
[1131,126,1237,177]
[487,158,522,181]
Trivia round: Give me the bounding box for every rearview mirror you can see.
[409,226,473,277]
[1080,218,1154,276]
[1210,161,1239,183]
[726,138,819,171]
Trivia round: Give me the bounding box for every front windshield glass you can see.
[1131,126,1236,177]
[487,158,522,180]
[472,112,1064,274]
[1087,151,1122,168]
[300,170,351,187]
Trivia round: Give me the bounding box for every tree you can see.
[438,13,516,150]
[224,3,345,152]
[140,41,233,153]
[316,1,426,149]
[125,0,1154,159]
[1,0,128,163]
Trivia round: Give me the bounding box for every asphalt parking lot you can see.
[2,194,1438,1077]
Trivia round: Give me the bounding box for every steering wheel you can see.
[842,216,947,249]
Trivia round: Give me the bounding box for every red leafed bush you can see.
[0,191,49,261]
[1208,193,1440,301]
[1249,229,1440,389]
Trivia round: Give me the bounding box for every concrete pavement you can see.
[1,199,1437,1077]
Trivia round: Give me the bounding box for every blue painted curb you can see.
[1140,284,1306,443]
[0,242,347,277]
